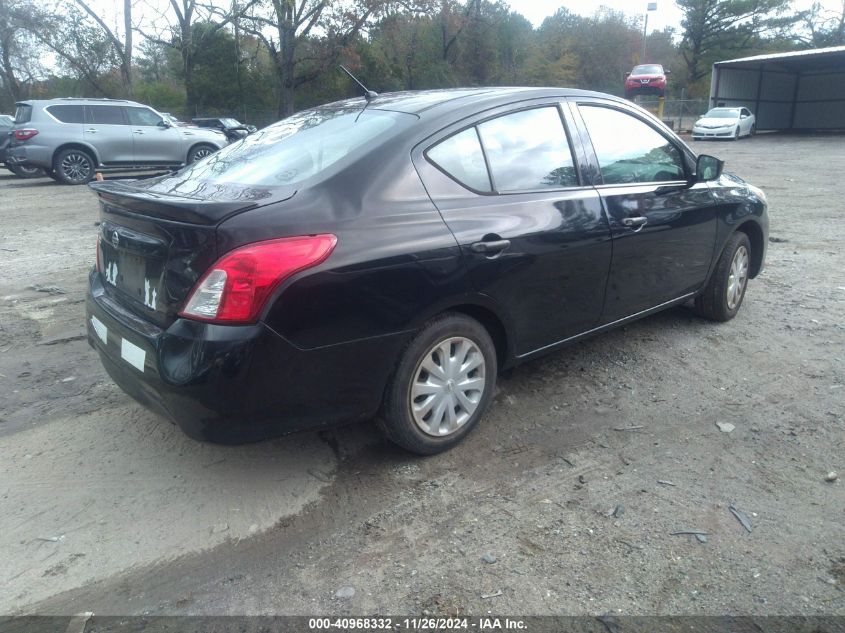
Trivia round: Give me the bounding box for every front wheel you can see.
[53,149,95,184]
[8,163,46,178]
[187,144,216,164]
[693,232,751,322]
[733,126,740,140]
[378,313,497,455]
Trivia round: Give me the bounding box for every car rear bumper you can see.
[86,271,405,443]
[7,145,52,168]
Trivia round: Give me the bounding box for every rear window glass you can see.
[14,104,32,124]
[87,105,126,125]
[47,105,86,123]
[427,127,491,192]
[477,107,578,191]
[175,106,411,187]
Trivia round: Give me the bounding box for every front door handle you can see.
[470,239,511,254]
[85,128,98,133]
[133,130,145,135]
[621,216,648,228]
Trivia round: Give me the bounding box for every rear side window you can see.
[46,105,86,123]
[477,107,578,191]
[579,105,685,185]
[14,104,32,124]
[87,105,127,125]
[126,107,162,126]
[427,127,492,192]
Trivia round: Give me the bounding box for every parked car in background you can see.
[692,107,756,140]
[7,98,229,185]
[1,114,45,178]
[624,64,669,99]
[85,87,768,455]
[191,117,256,142]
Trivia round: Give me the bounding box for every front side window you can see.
[87,105,127,125]
[427,127,491,192]
[580,106,685,185]
[126,107,163,126]
[46,105,85,123]
[477,107,578,192]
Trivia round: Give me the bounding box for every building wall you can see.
[711,58,845,130]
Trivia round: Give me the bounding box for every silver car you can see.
[7,98,228,184]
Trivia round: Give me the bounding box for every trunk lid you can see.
[91,178,296,327]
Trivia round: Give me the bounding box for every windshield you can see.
[172,106,413,187]
[704,109,740,119]
[220,118,241,127]
[632,65,662,75]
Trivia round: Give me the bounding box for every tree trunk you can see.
[123,0,133,95]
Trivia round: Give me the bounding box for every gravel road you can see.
[0,134,843,616]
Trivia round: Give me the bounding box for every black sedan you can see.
[85,88,768,454]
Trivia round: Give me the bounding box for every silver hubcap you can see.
[727,245,749,310]
[61,153,91,181]
[193,148,213,161]
[410,336,486,437]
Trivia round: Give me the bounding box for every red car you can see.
[624,64,668,99]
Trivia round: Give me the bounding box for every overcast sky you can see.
[505,0,842,31]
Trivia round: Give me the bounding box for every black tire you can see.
[8,163,46,178]
[749,124,756,137]
[52,148,95,185]
[187,144,216,164]
[733,126,740,140]
[378,313,497,455]
[693,232,751,322]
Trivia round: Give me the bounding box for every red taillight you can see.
[179,234,337,324]
[13,129,38,141]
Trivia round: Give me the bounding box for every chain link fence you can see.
[635,98,709,133]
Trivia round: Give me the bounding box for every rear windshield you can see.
[705,109,740,119]
[632,65,663,75]
[176,106,413,187]
[14,104,32,124]
[220,118,241,127]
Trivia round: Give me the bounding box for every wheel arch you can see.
[52,142,99,167]
[735,220,764,278]
[430,302,512,370]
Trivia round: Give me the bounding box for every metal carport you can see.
[709,45,845,131]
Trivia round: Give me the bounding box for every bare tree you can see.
[136,0,259,113]
[242,0,392,117]
[72,0,135,94]
[0,0,45,102]
[793,1,845,46]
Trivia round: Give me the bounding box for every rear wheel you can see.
[187,144,216,164]
[749,124,756,137]
[53,148,95,185]
[378,313,497,455]
[8,163,45,178]
[693,232,751,322]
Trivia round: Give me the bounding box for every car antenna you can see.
[339,65,378,102]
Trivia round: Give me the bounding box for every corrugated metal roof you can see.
[715,45,845,67]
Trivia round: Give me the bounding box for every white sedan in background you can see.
[692,107,756,140]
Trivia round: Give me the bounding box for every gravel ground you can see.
[0,134,843,616]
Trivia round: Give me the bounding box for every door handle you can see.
[133,130,145,135]
[85,128,98,133]
[621,216,648,228]
[470,239,510,254]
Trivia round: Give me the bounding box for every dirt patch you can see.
[0,135,843,616]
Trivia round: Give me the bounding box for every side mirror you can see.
[696,154,724,182]
[158,119,172,128]
[664,69,671,74]
[625,72,631,77]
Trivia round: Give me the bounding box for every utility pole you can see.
[642,2,657,61]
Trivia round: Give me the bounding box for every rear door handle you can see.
[133,130,145,135]
[470,239,511,254]
[85,128,98,133]
[621,216,648,228]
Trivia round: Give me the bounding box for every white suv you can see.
[7,98,229,184]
